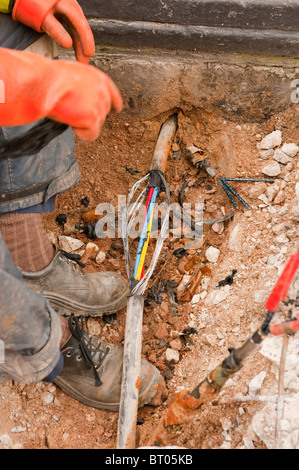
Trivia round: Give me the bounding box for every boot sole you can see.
[43,289,129,317]
[54,373,162,412]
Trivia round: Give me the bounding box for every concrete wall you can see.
[63,1,299,121]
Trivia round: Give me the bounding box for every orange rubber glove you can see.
[12,0,95,64]
[0,48,123,141]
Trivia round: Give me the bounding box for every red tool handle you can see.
[265,249,299,312]
[270,314,299,336]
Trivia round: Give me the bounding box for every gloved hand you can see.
[0,48,123,141]
[12,0,95,64]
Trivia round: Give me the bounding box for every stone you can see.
[260,335,299,370]
[212,222,224,234]
[95,251,106,264]
[248,371,267,395]
[258,194,269,205]
[205,246,220,263]
[190,294,201,304]
[203,334,217,346]
[259,130,282,150]
[10,427,25,433]
[273,148,293,164]
[213,285,231,305]
[248,182,267,198]
[267,254,280,266]
[261,161,281,177]
[266,184,280,202]
[165,348,180,363]
[220,417,233,431]
[273,190,286,205]
[274,234,289,245]
[259,149,274,160]
[154,323,169,341]
[58,236,84,252]
[87,317,102,336]
[285,162,294,172]
[228,224,244,252]
[220,441,231,449]
[41,391,54,405]
[169,338,183,351]
[84,242,99,259]
[0,434,13,447]
[281,143,299,157]
[243,436,256,450]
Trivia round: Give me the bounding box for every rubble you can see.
[205,246,220,263]
[58,235,84,252]
[165,348,180,364]
[95,250,106,264]
[1,102,298,452]
[273,148,293,165]
[281,143,299,157]
[259,130,282,150]
[261,161,281,177]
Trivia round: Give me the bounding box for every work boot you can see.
[54,316,167,411]
[22,249,129,317]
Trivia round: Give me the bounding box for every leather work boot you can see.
[54,316,167,411]
[22,250,129,317]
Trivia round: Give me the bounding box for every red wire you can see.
[138,187,154,280]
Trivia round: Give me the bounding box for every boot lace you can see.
[67,315,110,386]
[59,249,86,269]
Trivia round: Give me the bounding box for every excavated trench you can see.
[0,33,299,450]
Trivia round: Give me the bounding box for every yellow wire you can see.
[135,210,154,280]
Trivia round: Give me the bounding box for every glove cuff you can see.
[12,0,60,31]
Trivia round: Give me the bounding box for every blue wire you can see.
[133,187,159,279]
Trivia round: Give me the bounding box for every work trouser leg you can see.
[0,233,62,384]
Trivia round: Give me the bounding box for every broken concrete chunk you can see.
[259,130,282,150]
[281,143,299,157]
[261,161,281,177]
[81,242,99,263]
[228,224,244,252]
[273,148,293,165]
[165,348,180,363]
[248,371,267,395]
[205,246,220,263]
[213,285,231,305]
[212,222,224,234]
[259,149,274,160]
[274,233,289,245]
[95,251,106,264]
[258,194,269,205]
[58,236,84,252]
[266,184,280,202]
[273,190,286,205]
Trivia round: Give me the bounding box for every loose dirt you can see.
[0,105,298,450]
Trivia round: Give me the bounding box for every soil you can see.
[0,106,298,450]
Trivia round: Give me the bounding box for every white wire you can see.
[122,171,170,295]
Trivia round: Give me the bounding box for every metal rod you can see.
[219,178,250,208]
[223,178,275,183]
